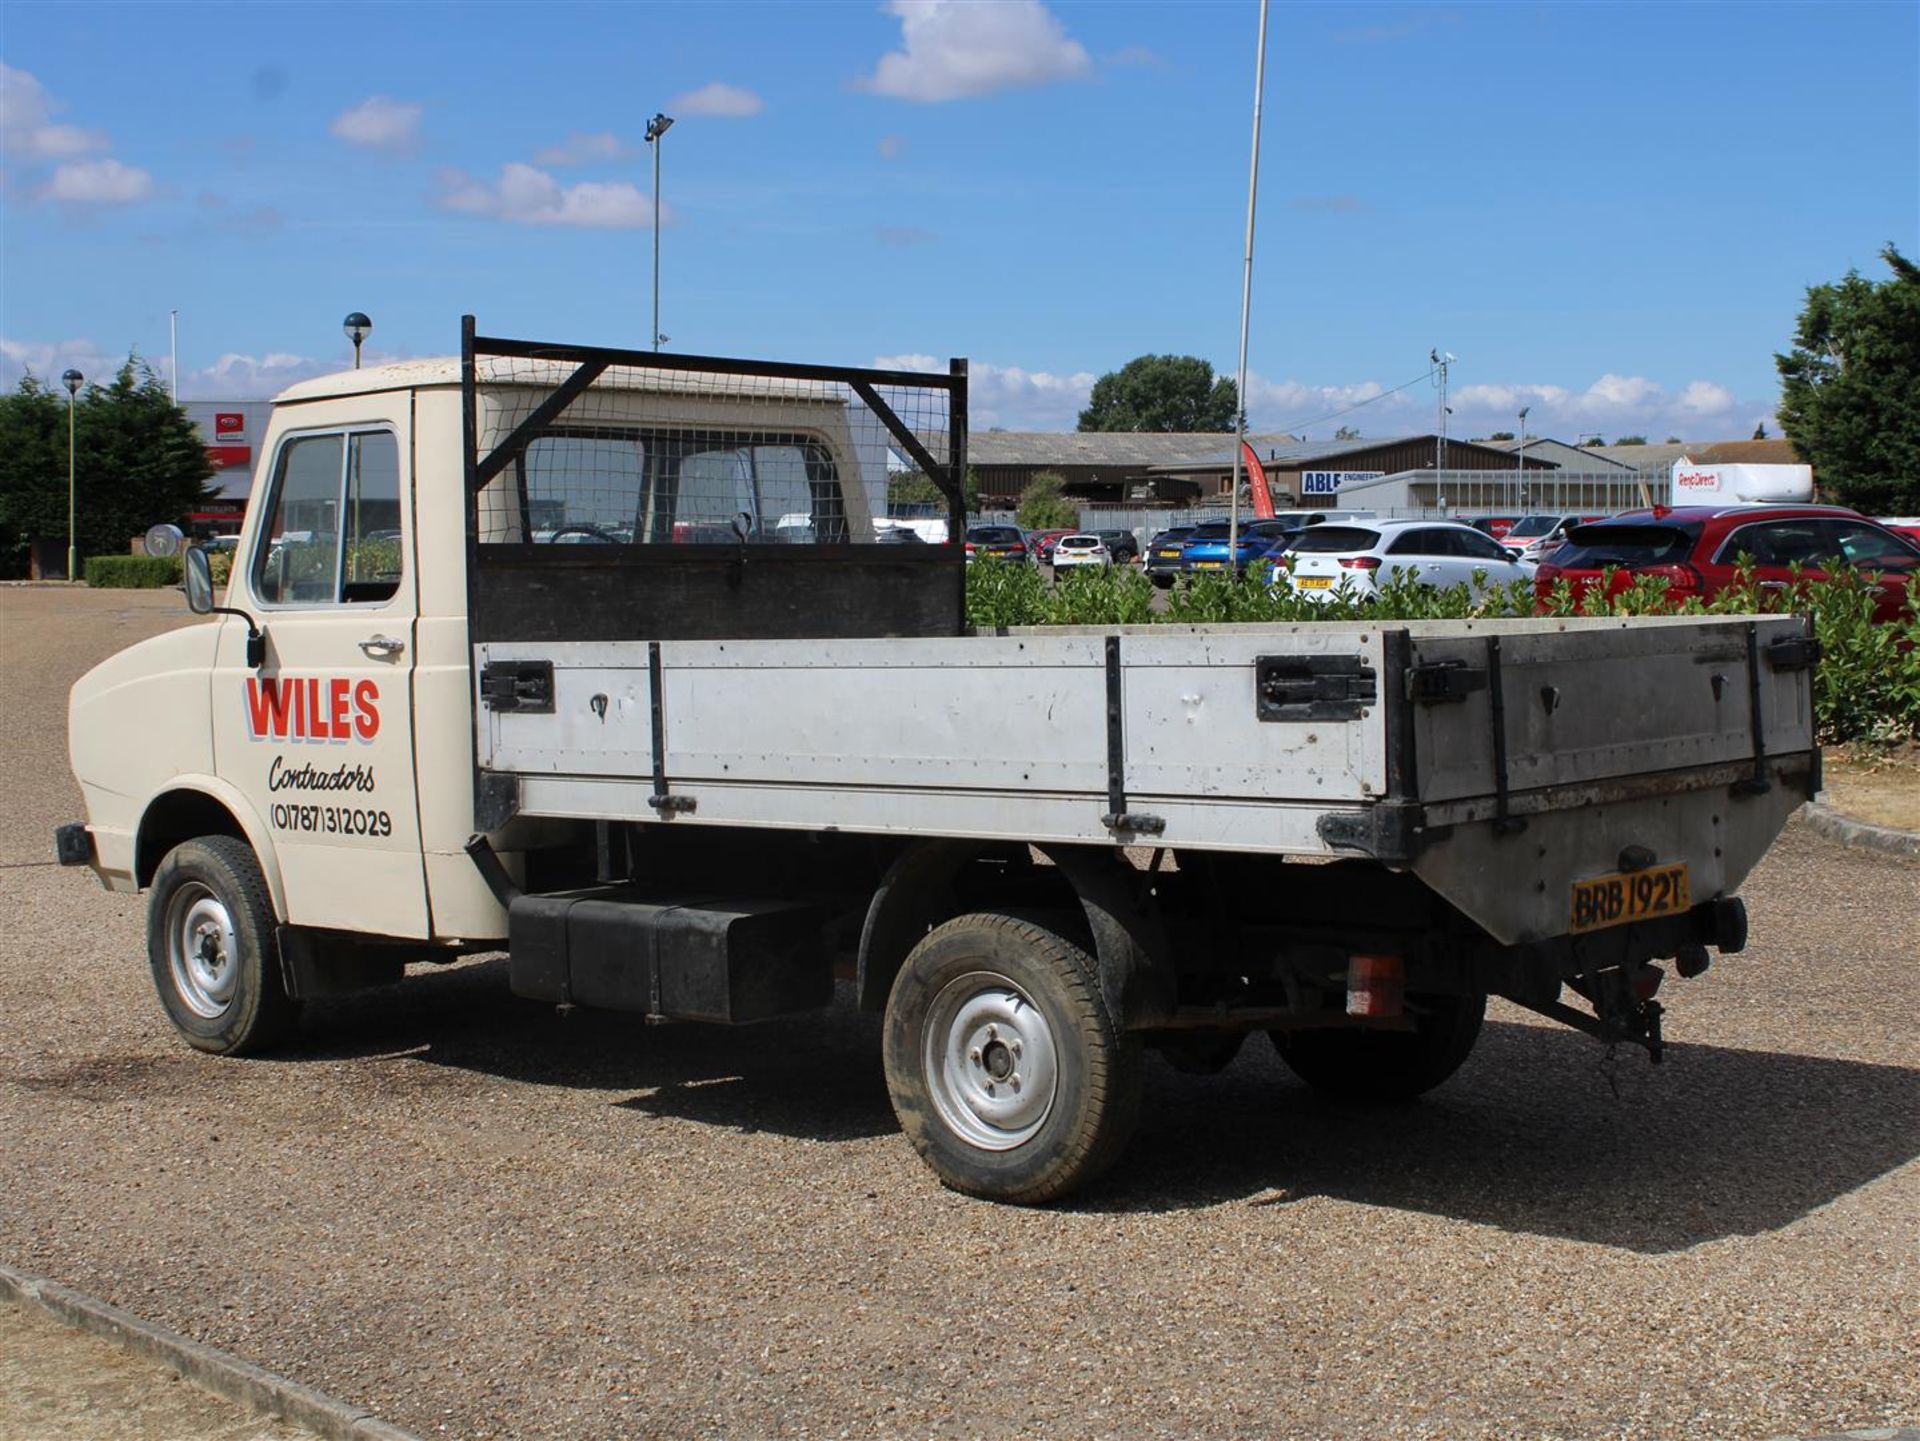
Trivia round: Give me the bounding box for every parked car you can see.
[1025,528,1076,564]
[1181,518,1300,574]
[1092,528,1140,564]
[1051,534,1111,572]
[1143,526,1197,588]
[1510,513,1608,564]
[1463,514,1521,540]
[1533,505,1920,622]
[965,524,1028,563]
[874,526,927,544]
[1499,512,1593,552]
[1273,519,1533,602]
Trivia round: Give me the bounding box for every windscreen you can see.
[1553,524,1699,568]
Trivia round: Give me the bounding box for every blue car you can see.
[1177,519,1301,575]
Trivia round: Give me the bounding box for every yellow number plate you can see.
[1297,576,1333,590]
[1570,862,1691,934]
[1155,549,1180,558]
[1194,561,1223,570]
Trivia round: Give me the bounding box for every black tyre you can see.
[147,836,301,1056]
[1154,1028,1247,1076]
[882,912,1142,1204]
[1270,993,1485,1101]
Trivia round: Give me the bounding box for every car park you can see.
[1533,505,1920,622]
[1050,534,1111,571]
[1463,514,1521,540]
[964,524,1027,563]
[1092,529,1140,564]
[1274,518,1533,601]
[1500,512,1592,552]
[1025,528,1075,565]
[1143,526,1197,587]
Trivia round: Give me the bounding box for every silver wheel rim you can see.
[923,971,1059,1152]
[165,883,239,1020]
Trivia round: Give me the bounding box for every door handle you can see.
[359,634,405,658]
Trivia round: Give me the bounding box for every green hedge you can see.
[84,554,181,588]
[965,558,1920,744]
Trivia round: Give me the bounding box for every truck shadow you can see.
[292,965,1920,1253]
[1100,1019,1920,1251]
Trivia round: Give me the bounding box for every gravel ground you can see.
[2,585,1916,1440]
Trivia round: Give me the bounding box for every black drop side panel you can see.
[473,546,964,643]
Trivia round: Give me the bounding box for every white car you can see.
[1050,534,1111,571]
[1274,519,1534,601]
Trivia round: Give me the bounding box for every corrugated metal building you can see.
[967,431,1299,506]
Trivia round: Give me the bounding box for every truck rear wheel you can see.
[882,912,1141,1204]
[147,836,300,1056]
[1269,993,1485,1101]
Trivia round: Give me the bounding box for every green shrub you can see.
[84,554,182,588]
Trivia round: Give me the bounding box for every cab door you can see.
[212,421,430,939]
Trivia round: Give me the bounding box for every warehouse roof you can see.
[966,430,1298,467]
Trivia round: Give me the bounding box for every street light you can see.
[644,112,674,352]
[342,312,372,369]
[62,369,83,581]
[1516,405,1530,511]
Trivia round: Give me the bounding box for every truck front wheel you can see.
[147,836,300,1056]
[882,912,1142,1204]
[1269,993,1485,1101]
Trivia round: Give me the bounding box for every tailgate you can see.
[1395,615,1818,945]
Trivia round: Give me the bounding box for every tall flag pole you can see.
[1230,0,1271,562]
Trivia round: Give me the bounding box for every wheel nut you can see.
[968,1047,983,1065]
[1010,1040,1022,1057]
[984,1082,996,1096]
[1009,1075,1021,1092]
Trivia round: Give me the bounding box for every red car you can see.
[1878,517,1920,547]
[1534,505,1920,622]
[1027,528,1076,564]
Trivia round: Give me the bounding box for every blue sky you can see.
[3,0,1916,442]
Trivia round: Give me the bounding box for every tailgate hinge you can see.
[1255,654,1378,722]
[1765,632,1820,673]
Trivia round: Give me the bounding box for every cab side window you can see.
[254,430,403,606]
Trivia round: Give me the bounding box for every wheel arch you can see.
[136,779,286,920]
[855,839,1178,1029]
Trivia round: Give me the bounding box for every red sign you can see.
[206,445,252,470]
[215,412,245,437]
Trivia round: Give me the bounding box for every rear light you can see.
[1339,555,1381,571]
[1642,564,1702,596]
[1536,562,1562,586]
[1346,954,1404,1017]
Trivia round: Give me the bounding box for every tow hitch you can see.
[1512,962,1667,1064]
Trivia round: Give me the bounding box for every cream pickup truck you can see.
[61,321,1819,1203]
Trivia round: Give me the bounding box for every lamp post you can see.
[644,112,674,351]
[62,369,83,581]
[342,312,372,369]
[1516,405,1529,511]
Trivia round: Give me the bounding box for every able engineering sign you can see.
[1301,470,1382,497]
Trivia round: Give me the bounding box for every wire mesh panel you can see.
[460,322,968,644]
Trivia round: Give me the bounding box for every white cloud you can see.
[192,351,330,397]
[436,163,661,229]
[42,157,154,205]
[329,95,422,150]
[876,352,1096,430]
[669,82,765,117]
[533,131,633,166]
[1677,380,1736,415]
[0,336,118,388]
[861,0,1093,103]
[1,64,108,158]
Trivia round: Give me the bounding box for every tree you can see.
[0,356,217,575]
[1752,422,1769,440]
[1487,430,1515,441]
[1014,471,1078,531]
[1615,434,1648,446]
[1776,243,1920,513]
[888,466,979,515]
[1333,425,1361,441]
[1077,355,1237,433]
[1580,436,1608,448]
[1665,435,1683,444]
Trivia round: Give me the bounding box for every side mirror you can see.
[184,545,214,614]
[185,543,267,668]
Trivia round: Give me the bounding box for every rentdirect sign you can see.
[1301,470,1382,497]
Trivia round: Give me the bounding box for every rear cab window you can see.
[1554,524,1700,569]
